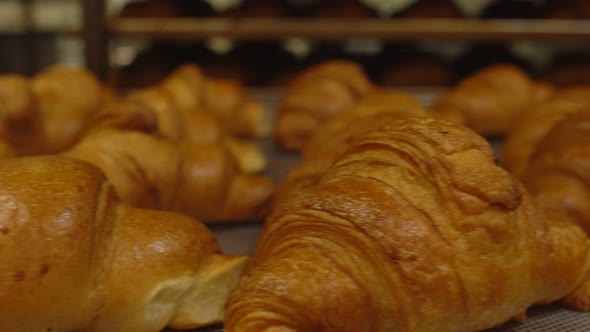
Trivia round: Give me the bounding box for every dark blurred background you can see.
[3,0,590,88]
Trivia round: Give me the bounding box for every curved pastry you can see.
[432,64,553,136]
[0,156,249,331]
[503,87,590,176]
[226,116,590,332]
[63,104,274,223]
[521,111,590,310]
[275,60,373,150]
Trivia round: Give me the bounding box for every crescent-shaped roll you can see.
[432,64,554,136]
[226,116,590,332]
[0,156,249,331]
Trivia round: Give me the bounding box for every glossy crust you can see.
[226,116,590,332]
[62,108,274,223]
[0,156,249,332]
[432,64,553,136]
[275,60,373,150]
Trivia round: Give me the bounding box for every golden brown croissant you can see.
[503,87,590,177]
[275,60,373,150]
[226,116,590,332]
[0,66,115,155]
[432,64,553,136]
[128,86,267,174]
[0,155,249,332]
[31,65,116,153]
[0,74,40,155]
[62,105,274,223]
[278,91,428,202]
[521,111,590,310]
[158,64,271,138]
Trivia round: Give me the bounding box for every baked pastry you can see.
[521,111,590,309]
[503,87,590,177]
[0,74,40,155]
[0,155,249,331]
[0,66,115,155]
[432,64,553,136]
[137,64,271,139]
[62,104,274,223]
[226,116,590,331]
[127,88,266,174]
[275,60,373,150]
[31,65,116,153]
[278,91,428,203]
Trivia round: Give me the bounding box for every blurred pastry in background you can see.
[543,53,590,87]
[432,64,552,137]
[275,59,373,150]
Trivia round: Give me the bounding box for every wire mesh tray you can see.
[164,305,590,331]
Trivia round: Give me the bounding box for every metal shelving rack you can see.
[82,0,590,81]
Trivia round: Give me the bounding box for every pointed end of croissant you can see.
[225,137,267,174]
[167,255,251,329]
[561,273,590,311]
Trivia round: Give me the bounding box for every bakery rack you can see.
[82,0,590,81]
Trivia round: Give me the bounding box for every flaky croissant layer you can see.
[226,117,590,332]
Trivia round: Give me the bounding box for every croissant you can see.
[0,74,40,155]
[225,116,590,332]
[275,60,373,150]
[278,91,428,202]
[31,65,116,153]
[432,64,554,136]
[0,155,249,332]
[62,103,274,223]
[0,66,115,155]
[520,111,590,310]
[503,86,590,177]
[128,85,267,174]
[158,64,271,138]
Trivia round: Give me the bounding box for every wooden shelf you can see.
[107,18,590,42]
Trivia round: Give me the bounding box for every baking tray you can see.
[167,88,590,332]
